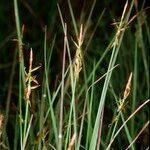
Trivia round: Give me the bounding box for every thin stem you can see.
[58,23,67,150]
[106,99,150,150]
[125,121,150,150]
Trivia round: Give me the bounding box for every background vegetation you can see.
[0,0,149,149]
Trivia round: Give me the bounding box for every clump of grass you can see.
[0,0,149,149]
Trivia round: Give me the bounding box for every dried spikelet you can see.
[21,24,25,37]
[73,49,82,79]
[117,99,126,112]
[67,133,76,150]
[123,72,132,100]
[0,114,4,139]
[110,73,133,125]
[24,48,41,102]
[73,25,83,79]
[35,127,49,144]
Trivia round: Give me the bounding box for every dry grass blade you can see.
[0,114,7,149]
[67,133,76,150]
[0,114,4,139]
[125,120,150,150]
[106,99,150,150]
